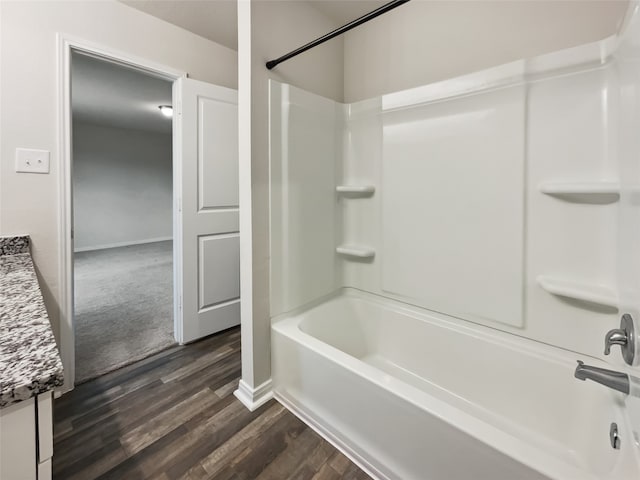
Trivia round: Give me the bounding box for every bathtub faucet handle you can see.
[604,314,636,365]
[604,329,627,355]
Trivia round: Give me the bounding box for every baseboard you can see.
[233,379,273,412]
[274,392,390,480]
[74,236,172,253]
[234,379,273,411]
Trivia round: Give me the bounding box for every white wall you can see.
[0,0,237,339]
[241,0,343,391]
[72,122,172,251]
[343,0,629,102]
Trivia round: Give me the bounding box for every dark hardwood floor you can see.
[53,327,370,480]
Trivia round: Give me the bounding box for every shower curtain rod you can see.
[265,0,411,70]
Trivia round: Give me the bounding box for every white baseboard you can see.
[234,379,273,411]
[274,392,389,480]
[74,236,172,253]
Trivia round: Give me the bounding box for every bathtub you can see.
[271,289,640,480]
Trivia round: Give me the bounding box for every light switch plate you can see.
[15,148,50,174]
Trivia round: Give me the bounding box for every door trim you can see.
[57,34,187,392]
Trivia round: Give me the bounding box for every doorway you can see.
[71,52,176,382]
[59,39,241,391]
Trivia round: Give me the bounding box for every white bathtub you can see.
[271,289,640,480]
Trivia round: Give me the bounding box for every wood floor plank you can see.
[56,328,240,422]
[213,378,238,398]
[58,356,239,457]
[304,440,339,473]
[120,388,220,455]
[160,344,236,383]
[328,451,352,475]
[212,410,307,480]
[198,402,286,477]
[53,327,370,480]
[96,425,192,480]
[56,439,129,480]
[113,396,250,480]
[253,424,321,480]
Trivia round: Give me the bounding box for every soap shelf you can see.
[336,185,375,196]
[336,245,375,258]
[539,181,620,202]
[537,275,618,310]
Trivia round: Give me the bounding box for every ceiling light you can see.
[158,105,173,117]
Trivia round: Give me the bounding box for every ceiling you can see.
[121,0,239,50]
[307,1,388,25]
[119,0,388,51]
[71,52,173,134]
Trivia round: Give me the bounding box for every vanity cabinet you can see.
[0,392,53,480]
[0,236,62,479]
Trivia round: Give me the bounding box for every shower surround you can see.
[269,3,640,479]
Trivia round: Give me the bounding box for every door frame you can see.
[57,34,187,392]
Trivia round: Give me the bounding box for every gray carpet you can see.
[74,240,176,383]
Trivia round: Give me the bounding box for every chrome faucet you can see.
[604,314,636,366]
[574,361,630,395]
[605,329,628,355]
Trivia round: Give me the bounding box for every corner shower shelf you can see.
[336,185,375,195]
[336,245,376,258]
[539,181,620,201]
[537,275,619,310]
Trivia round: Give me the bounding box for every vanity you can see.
[0,236,64,480]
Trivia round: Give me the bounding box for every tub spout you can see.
[574,361,629,395]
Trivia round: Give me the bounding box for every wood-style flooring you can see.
[53,327,371,480]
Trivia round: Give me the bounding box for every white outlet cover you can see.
[15,148,50,174]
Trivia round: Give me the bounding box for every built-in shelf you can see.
[539,181,620,202]
[336,185,375,195]
[336,245,376,258]
[537,275,618,310]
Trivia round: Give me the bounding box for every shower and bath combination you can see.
[267,1,640,479]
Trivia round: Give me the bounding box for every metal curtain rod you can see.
[266,0,411,70]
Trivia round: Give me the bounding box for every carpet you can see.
[74,240,176,383]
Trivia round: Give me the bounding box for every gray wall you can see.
[343,0,629,102]
[73,122,172,251]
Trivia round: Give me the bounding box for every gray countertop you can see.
[0,236,64,408]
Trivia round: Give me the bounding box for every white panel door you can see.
[175,77,240,343]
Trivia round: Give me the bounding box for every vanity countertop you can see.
[0,236,64,408]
